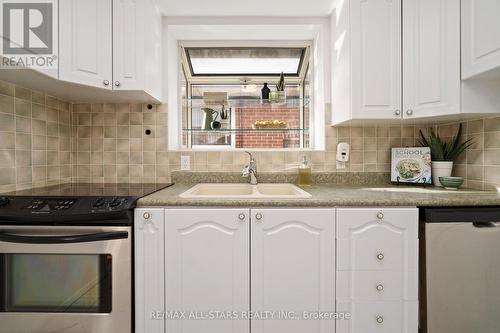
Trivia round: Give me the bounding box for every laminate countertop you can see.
[137,183,500,208]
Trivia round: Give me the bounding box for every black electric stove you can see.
[0,183,173,225]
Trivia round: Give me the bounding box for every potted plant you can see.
[269,72,286,104]
[418,124,474,186]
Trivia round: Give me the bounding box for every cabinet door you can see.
[251,209,335,333]
[351,0,402,120]
[336,208,418,272]
[462,0,500,79]
[134,209,165,333]
[165,209,250,333]
[59,0,113,89]
[403,0,460,118]
[113,0,143,91]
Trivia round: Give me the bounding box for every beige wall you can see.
[1,79,499,192]
[0,80,72,193]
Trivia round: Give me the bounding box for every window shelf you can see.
[182,128,309,132]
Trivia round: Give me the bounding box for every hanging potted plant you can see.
[418,124,474,186]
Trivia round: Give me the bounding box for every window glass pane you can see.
[1,254,111,313]
[187,48,304,75]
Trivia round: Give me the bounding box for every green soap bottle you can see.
[298,156,312,186]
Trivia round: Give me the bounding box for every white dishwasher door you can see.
[426,222,500,333]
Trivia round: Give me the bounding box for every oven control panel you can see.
[26,199,76,212]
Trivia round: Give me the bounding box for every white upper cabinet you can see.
[165,209,250,333]
[403,0,461,118]
[59,0,113,89]
[331,0,461,124]
[59,0,162,101]
[462,0,500,79]
[350,0,402,120]
[251,209,335,333]
[113,0,162,100]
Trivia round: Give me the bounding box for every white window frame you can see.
[165,22,327,151]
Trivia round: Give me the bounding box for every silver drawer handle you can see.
[255,213,263,221]
[376,315,384,324]
[376,284,384,292]
[377,252,385,261]
[394,109,401,116]
[115,81,121,87]
[103,80,110,86]
[406,109,413,116]
[376,211,384,220]
[238,213,246,221]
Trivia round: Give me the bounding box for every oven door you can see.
[0,226,131,333]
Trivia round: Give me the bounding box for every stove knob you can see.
[109,197,123,208]
[0,197,10,208]
[92,197,106,208]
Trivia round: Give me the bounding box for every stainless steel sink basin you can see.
[179,183,312,199]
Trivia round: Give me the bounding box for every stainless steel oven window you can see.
[0,253,112,313]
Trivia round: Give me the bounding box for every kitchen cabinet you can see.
[462,0,500,79]
[134,208,165,333]
[164,208,335,333]
[59,0,113,89]
[59,0,162,100]
[331,0,461,124]
[136,207,417,333]
[251,209,335,333]
[336,208,418,333]
[165,209,250,333]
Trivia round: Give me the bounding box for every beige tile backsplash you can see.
[0,80,72,193]
[438,117,500,191]
[1,79,499,192]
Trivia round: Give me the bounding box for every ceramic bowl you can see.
[439,176,464,190]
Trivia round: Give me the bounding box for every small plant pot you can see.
[432,161,453,186]
[269,91,286,104]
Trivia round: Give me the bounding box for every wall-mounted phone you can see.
[336,142,350,169]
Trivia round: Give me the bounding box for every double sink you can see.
[180,183,312,199]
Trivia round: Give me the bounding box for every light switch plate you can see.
[181,155,191,171]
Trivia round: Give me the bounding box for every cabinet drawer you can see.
[336,300,418,333]
[337,270,418,301]
[337,237,418,271]
[337,208,418,240]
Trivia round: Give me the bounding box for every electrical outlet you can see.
[180,155,191,171]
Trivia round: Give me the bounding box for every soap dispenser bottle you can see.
[298,156,312,186]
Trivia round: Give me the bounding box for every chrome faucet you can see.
[241,151,258,185]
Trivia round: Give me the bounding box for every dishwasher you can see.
[421,207,500,333]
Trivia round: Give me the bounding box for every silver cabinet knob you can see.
[376,211,384,220]
[143,212,151,220]
[376,284,384,292]
[238,213,246,221]
[255,213,263,221]
[103,80,110,86]
[377,252,385,261]
[376,315,384,324]
[115,81,121,87]
[406,109,413,116]
[394,109,401,116]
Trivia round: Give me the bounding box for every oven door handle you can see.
[0,231,129,244]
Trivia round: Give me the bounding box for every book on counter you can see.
[391,147,432,184]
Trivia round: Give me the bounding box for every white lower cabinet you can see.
[134,208,165,333]
[135,207,418,333]
[165,209,250,333]
[251,209,336,333]
[336,208,419,333]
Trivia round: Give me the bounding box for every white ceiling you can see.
[158,0,335,17]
